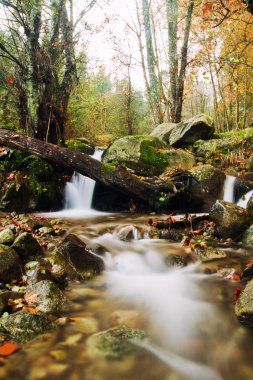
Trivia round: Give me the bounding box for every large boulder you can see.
[210,200,251,239]
[0,244,21,282]
[102,135,169,176]
[86,326,147,359]
[150,123,176,143]
[103,136,196,176]
[190,165,226,212]
[57,234,104,278]
[25,280,67,314]
[194,135,241,158]
[0,180,36,213]
[235,279,253,327]
[0,310,54,342]
[169,114,214,147]
[242,225,253,247]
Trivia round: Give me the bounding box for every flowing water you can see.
[223,176,236,203]
[3,213,253,380]
[5,171,253,379]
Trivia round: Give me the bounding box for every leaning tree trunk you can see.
[0,129,199,211]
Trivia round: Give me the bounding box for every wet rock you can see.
[190,165,226,212]
[193,246,227,262]
[169,114,214,147]
[113,225,140,241]
[235,279,253,326]
[86,326,147,359]
[242,225,253,247]
[0,310,54,342]
[69,317,99,334]
[165,254,188,267]
[12,232,44,261]
[246,193,253,214]
[57,234,104,278]
[210,200,251,240]
[0,244,21,282]
[109,310,145,329]
[0,228,15,245]
[150,122,176,143]
[38,226,55,235]
[25,261,52,285]
[25,280,67,314]
[19,216,51,230]
[159,229,184,242]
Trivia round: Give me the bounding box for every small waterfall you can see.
[237,189,253,208]
[40,149,106,218]
[64,149,103,211]
[223,175,236,203]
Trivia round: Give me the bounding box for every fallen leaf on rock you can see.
[0,342,20,356]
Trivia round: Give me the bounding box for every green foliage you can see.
[140,140,169,173]
[67,69,152,142]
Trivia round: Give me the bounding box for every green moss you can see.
[140,140,168,173]
[99,163,116,175]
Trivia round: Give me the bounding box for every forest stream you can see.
[1,210,253,380]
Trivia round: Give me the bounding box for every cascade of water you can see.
[64,149,103,211]
[223,175,236,203]
[237,189,253,208]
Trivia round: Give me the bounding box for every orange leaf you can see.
[0,342,20,356]
[22,306,39,313]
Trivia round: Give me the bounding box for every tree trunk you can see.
[0,129,200,211]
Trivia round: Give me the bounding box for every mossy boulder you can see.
[193,246,227,262]
[150,122,176,143]
[12,232,44,261]
[25,280,67,314]
[210,200,251,240]
[57,234,105,279]
[169,114,214,147]
[161,149,196,174]
[190,165,226,212]
[86,326,147,359]
[102,135,169,176]
[65,139,95,155]
[0,310,54,342]
[194,135,241,158]
[103,135,196,176]
[0,244,21,282]
[235,279,253,327]
[0,228,15,245]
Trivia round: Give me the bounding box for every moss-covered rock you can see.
[0,180,36,213]
[150,122,176,143]
[169,114,214,147]
[86,326,147,359]
[12,232,44,261]
[194,135,241,158]
[0,228,15,245]
[0,310,54,342]
[193,246,227,262]
[103,135,169,176]
[161,149,196,174]
[65,139,95,155]
[25,280,67,314]
[190,165,226,212]
[0,244,21,282]
[210,200,251,240]
[235,279,253,327]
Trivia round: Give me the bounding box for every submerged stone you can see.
[0,310,54,342]
[86,326,147,359]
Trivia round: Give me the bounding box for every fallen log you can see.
[0,128,199,210]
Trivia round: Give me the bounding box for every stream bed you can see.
[2,213,253,380]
